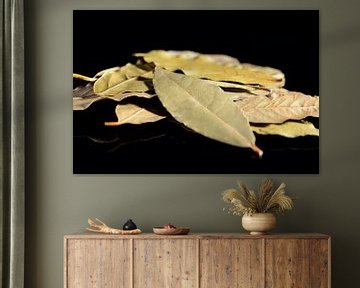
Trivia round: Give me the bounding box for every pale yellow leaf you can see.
[73,95,103,110]
[73,91,155,111]
[94,64,152,79]
[73,83,155,110]
[237,89,319,123]
[94,69,127,93]
[73,73,97,82]
[94,66,121,78]
[94,75,152,97]
[93,63,153,95]
[251,121,319,137]
[203,79,271,97]
[135,50,285,89]
[162,50,241,65]
[121,63,153,79]
[105,104,165,126]
[153,67,263,156]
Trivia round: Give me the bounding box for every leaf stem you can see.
[251,144,263,158]
[104,121,121,126]
[73,73,97,82]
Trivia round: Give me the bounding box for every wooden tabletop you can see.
[65,232,330,240]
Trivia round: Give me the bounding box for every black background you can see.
[73,10,319,174]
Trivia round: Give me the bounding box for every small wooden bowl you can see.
[153,227,190,235]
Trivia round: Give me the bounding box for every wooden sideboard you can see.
[64,233,330,288]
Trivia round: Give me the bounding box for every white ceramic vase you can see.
[242,213,276,235]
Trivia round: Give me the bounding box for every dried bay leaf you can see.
[94,63,153,95]
[94,76,152,96]
[237,89,319,124]
[74,63,155,110]
[135,50,285,89]
[73,50,320,159]
[73,84,101,110]
[111,91,155,100]
[223,91,265,102]
[74,95,102,111]
[251,121,319,137]
[73,91,155,111]
[155,50,241,66]
[203,79,271,97]
[121,63,152,79]
[153,67,263,156]
[73,81,155,111]
[73,67,123,84]
[241,63,285,82]
[73,73,97,82]
[199,54,240,66]
[105,103,165,126]
[94,66,121,78]
[73,83,94,98]
[94,63,152,81]
[94,68,127,92]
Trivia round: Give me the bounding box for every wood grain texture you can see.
[200,239,264,288]
[133,239,197,288]
[64,233,330,240]
[64,234,330,288]
[66,239,131,288]
[265,239,310,288]
[310,239,330,288]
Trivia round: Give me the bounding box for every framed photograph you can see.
[73,10,319,174]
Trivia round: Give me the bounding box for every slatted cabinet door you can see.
[65,239,131,288]
[266,239,310,288]
[200,239,264,288]
[133,239,198,288]
[64,234,330,288]
[265,238,330,288]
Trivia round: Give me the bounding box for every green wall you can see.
[25,0,360,287]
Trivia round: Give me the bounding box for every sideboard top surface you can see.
[64,232,330,240]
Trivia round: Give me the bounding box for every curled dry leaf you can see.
[73,83,94,98]
[73,83,100,110]
[203,79,271,97]
[73,81,155,111]
[73,91,155,111]
[105,103,166,126]
[153,67,263,156]
[237,89,319,124]
[73,65,155,110]
[94,66,122,78]
[94,68,127,92]
[74,95,102,111]
[199,54,240,65]
[158,50,241,65]
[135,50,285,89]
[73,73,97,82]
[94,64,153,96]
[94,63,152,86]
[94,76,152,96]
[251,120,319,137]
